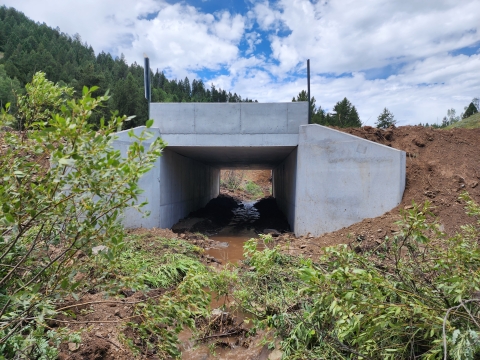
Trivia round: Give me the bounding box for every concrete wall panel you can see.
[287,102,309,133]
[151,102,308,135]
[150,103,195,133]
[241,103,287,134]
[194,103,241,134]
[273,148,298,231]
[294,125,406,236]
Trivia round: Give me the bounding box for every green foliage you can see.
[228,197,480,359]
[462,102,478,119]
[103,235,206,290]
[103,235,213,358]
[0,72,164,358]
[0,64,22,111]
[220,170,245,191]
[0,6,254,129]
[294,92,362,128]
[446,112,480,129]
[244,180,264,198]
[375,107,397,128]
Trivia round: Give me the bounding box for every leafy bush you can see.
[244,180,264,198]
[231,196,480,359]
[0,72,164,358]
[221,170,245,191]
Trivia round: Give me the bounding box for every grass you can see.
[0,52,3,59]
[98,234,206,291]
[244,180,264,198]
[446,112,480,129]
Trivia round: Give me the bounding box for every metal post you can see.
[144,54,151,119]
[307,59,311,124]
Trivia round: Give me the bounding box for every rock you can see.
[377,229,382,233]
[413,138,425,147]
[92,245,108,255]
[269,349,283,360]
[472,182,479,189]
[300,244,307,249]
[404,205,414,210]
[68,342,80,352]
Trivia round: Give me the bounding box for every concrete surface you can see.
[273,148,298,231]
[113,127,219,229]
[294,124,406,236]
[150,102,306,134]
[113,102,406,235]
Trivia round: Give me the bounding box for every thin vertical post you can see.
[144,54,151,119]
[307,59,311,124]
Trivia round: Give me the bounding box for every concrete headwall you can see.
[273,148,298,231]
[113,127,219,229]
[151,102,307,135]
[294,124,406,236]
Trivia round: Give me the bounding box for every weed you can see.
[244,180,264,198]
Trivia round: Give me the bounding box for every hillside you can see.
[0,6,253,128]
[446,112,480,129]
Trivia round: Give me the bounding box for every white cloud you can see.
[3,0,245,78]
[259,0,480,75]
[2,0,480,124]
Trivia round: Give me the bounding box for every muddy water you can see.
[206,201,259,264]
[180,202,272,360]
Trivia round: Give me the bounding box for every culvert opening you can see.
[171,170,291,264]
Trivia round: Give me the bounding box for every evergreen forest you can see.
[0,6,255,128]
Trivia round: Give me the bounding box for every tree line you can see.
[0,6,255,129]
[418,98,479,128]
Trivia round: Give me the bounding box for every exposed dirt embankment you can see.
[287,126,480,257]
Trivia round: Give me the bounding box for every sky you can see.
[3,0,480,125]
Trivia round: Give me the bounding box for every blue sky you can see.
[3,0,480,125]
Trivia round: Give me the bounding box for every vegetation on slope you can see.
[228,199,480,359]
[446,112,480,129]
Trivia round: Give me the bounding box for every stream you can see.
[179,202,273,360]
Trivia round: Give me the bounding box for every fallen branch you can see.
[198,328,245,341]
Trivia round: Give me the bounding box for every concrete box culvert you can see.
[113,102,405,237]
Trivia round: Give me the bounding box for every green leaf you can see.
[4,213,14,223]
[146,119,154,128]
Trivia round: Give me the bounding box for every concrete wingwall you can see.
[294,124,406,236]
[273,148,298,232]
[112,127,219,229]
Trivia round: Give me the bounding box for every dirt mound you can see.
[181,194,240,233]
[253,197,291,233]
[288,125,480,257]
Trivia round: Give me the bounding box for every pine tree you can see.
[375,108,397,128]
[463,102,478,119]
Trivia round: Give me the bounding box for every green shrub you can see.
[230,196,480,359]
[0,72,164,358]
[244,180,263,198]
[221,170,245,191]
